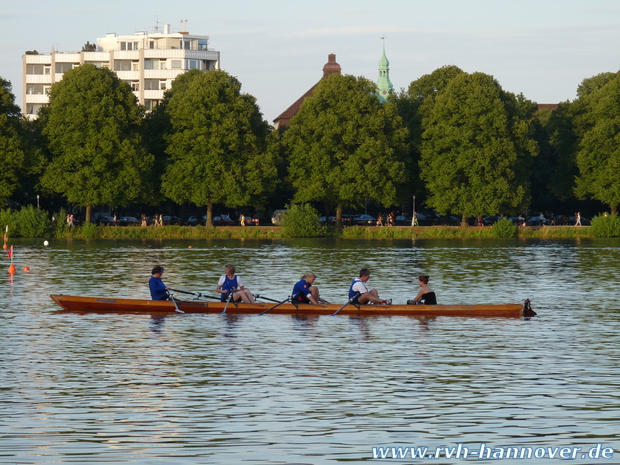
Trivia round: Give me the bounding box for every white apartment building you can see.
[22,23,220,119]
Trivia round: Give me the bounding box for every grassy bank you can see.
[52,224,596,240]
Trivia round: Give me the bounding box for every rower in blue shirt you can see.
[216,264,255,303]
[149,265,170,300]
[292,272,330,305]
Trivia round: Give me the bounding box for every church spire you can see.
[376,36,393,102]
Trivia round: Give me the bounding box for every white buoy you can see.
[44,240,49,246]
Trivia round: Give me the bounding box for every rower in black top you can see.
[408,275,437,305]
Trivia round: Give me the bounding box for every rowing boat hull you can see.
[49,295,535,318]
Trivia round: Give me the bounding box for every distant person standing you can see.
[412,212,419,226]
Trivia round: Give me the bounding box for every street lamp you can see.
[37,195,40,209]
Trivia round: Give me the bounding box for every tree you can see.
[39,64,153,222]
[420,72,538,225]
[393,66,466,208]
[283,73,409,225]
[161,70,275,226]
[573,74,620,213]
[0,78,26,206]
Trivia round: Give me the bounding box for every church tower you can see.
[376,38,394,102]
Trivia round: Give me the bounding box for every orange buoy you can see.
[23,266,30,271]
[2,243,6,250]
[8,263,15,274]
[188,245,193,248]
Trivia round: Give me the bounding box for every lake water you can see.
[1,238,619,464]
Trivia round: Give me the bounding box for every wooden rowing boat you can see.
[49,295,536,318]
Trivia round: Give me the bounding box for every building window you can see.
[144,100,158,110]
[170,60,182,69]
[26,64,51,75]
[55,63,75,74]
[26,84,49,95]
[27,103,45,115]
[120,42,139,51]
[131,82,139,91]
[180,40,191,50]
[85,61,107,68]
[114,60,132,71]
[198,39,208,51]
[149,41,155,49]
[144,79,159,90]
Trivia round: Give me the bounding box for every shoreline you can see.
[48,224,598,240]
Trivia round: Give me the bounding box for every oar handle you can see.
[169,288,221,301]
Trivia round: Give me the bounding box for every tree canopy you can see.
[419,72,538,223]
[573,74,620,213]
[161,70,275,225]
[39,64,153,222]
[284,73,409,223]
[0,78,26,205]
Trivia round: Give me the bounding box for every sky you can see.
[2,0,620,123]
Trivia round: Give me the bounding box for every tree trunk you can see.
[85,205,93,223]
[206,202,214,228]
[335,205,343,229]
[461,215,469,228]
[612,205,618,215]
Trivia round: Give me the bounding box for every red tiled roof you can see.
[273,54,341,129]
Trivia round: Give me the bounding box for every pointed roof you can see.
[273,54,341,129]
[376,40,393,102]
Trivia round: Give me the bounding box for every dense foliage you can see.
[38,65,154,222]
[284,74,409,225]
[2,61,619,226]
[161,70,276,226]
[590,213,620,237]
[281,203,327,237]
[420,72,538,225]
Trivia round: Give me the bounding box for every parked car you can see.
[243,216,260,226]
[118,216,140,226]
[162,215,182,225]
[95,216,115,226]
[212,216,235,226]
[394,215,411,225]
[185,216,204,226]
[353,214,375,225]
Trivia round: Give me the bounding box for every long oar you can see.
[221,291,234,315]
[258,295,292,316]
[253,294,280,303]
[332,292,360,316]
[169,294,185,314]
[169,288,220,301]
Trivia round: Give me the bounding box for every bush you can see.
[281,204,328,237]
[491,218,517,238]
[13,206,52,237]
[591,213,620,237]
[0,209,16,238]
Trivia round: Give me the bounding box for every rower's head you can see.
[302,271,316,284]
[152,265,164,277]
[418,275,429,285]
[359,268,371,282]
[225,264,236,275]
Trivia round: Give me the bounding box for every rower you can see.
[349,268,391,305]
[216,264,255,304]
[149,265,170,300]
[408,275,437,305]
[292,272,330,305]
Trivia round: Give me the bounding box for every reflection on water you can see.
[1,238,620,464]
